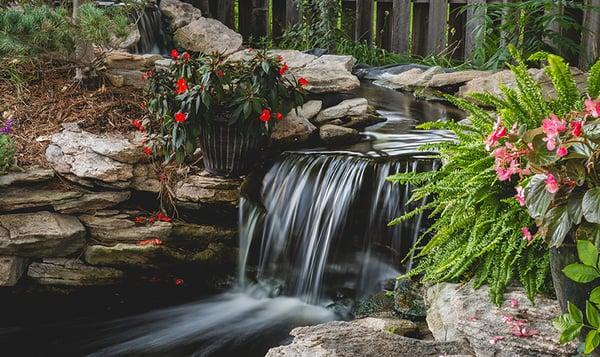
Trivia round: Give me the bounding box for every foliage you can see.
[0,117,15,173]
[144,50,307,163]
[277,0,340,51]
[0,3,131,57]
[389,49,599,304]
[463,0,586,70]
[554,240,600,355]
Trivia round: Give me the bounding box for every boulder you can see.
[271,100,320,146]
[427,70,493,88]
[175,172,241,208]
[27,258,124,286]
[294,55,360,93]
[79,213,172,245]
[104,51,163,71]
[46,124,145,188]
[356,64,433,81]
[131,164,161,193]
[377,66,444,90]
[314,98,369,125]
[265,319,471,357]
[0,212,85,257]
[53,191,131,214]
[353,317,419,337]
[173,17,243,55]
[110,24,141,51]
[319,124,361,145]
[105,69,148,88]
[0,167,54,188]
[159,0,203,30]
[0,256,26,286]
[425,283,576,357]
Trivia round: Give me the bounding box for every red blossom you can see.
[156,212,172,222]
[182,52,191,61]
[570,120,583,137]
[176,77,189,95]
[217,69,224,78]
[175,112,187,123]
[143,146,152,156]
[279,63,289,76]
[131,119,145,132]
[556,146,568,157]
[276,55,284,62]
[298,77,308,87]
[275,112,283,120]
[134,216,146,224]
[142,70,153,80]
[246,48,254,53]
[260,108,271,122]
[171,49,179,59]
[137,239,163,246]
[175,278,185,286]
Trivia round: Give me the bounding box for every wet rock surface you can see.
[27,258,124,286]
[272,100,320,146]
[0,256,26,286]
[319,124,361,145]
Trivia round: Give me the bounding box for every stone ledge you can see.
[28,258,124,286]
[0,167,54,188]
[0,256,26,286]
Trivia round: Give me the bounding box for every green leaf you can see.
[527,134,559,166]
[585,330,600,354]
[583,188,600,224]
[588,301,600,328]
[560,323,583,344]
[553,314,576,332]
[568,196,584,225]
[590,287,600,306]
[563,263,600,283]
[544,205,573,247]
[526,174,554,220]
[578,240,599,267]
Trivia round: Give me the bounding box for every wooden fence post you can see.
[356,0,374,43]
[427,0,448,55]
[286,0,300,25]
[217,0,236,29]
[580,0,600,68]
[464,0,485,59]
[412,2,428,56]
[391,0,411,54]
[376,1,393,49]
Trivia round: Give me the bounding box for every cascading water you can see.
[133,5,170,54]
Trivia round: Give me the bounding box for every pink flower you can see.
[511,325,539,338]
[542,114,567,137]
[585,98,600,118]
[522,228,533,243]
[570,120,583,137]
[514,186,526,206]
[543,136,557,151]
[468,316,478,322]
[489,336,505,345]
[556,146,568,157]
[545,173,559,193]
[502,315,514,323]
[510,298,520,308]
[485,117,508,151]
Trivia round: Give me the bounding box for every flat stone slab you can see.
[314,98,369,125]
[104,51,163,71]
[0,167,54,188]
[28,258,124,286]
[0,256,26,286]
[175,172,242,208]
[0,212,85,257]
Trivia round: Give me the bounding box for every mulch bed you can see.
[0,59,146,167]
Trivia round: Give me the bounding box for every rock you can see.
[458,67,587,101]
[27,258,124,286]
[79,213,171,245]
[353,317,419,337]
[0,212,85,257]
[175,172,241,208]
[171,222,237,246]
[131,164,161,193]
[319,124,361,145]
[265,320,471,357]
[106,69,147,88]
[314,98,369,125]
[271,101,320,146]
[46,124,144,188]
[110,24,141,51]
[427,70,492,88]
[174,17,243,55]
[154,58,175,72]
[104,51,163,71]
[425,282,576,357]
[294,55,360,93]
[159,0,203,30]
[378,66,445,90]
[393,278,427,321]
[0,167,54,188]
[0,185,129,213]
[356,64,433,81]
[0,256,26,286]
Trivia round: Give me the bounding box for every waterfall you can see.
[239,152,436,304]
[133,6,169,54]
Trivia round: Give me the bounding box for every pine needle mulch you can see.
[0,59,146,167]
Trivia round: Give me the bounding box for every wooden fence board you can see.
[464,0,485,58]
[356,0,374,43]
[376,1,393,49]
[391,0,411,53]
[427,0,448,55]
[581,0,600,68]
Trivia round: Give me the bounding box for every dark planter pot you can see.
[550,245,597,313]
[198,121,267,178]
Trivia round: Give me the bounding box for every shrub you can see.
[0,117,15,173]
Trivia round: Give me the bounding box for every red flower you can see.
[148,216,156,224]
[171,49,179,59]
[142,70,153,80]
[275,112,283,120]
[131,119,145,132]
[175,278,185,286]
[143,146,152,156]
[279,63,289,75]
[175,112,187,123]
[182,52,191,61]
[298,77,308,87]
[134,216,146,224]
[276,55,284,62]
[156,212,172,222]
[260,108,271,122]
[570,120,583,137]
[138,239,163,246]
[246,48,253,53]
[176,77,188,95]
[217,69,224,78]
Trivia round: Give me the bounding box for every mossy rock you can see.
[352,290,395,318]
[393,278,426,321]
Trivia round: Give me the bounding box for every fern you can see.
[392,54,600,304]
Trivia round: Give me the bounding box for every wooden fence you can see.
[190,0,600,68]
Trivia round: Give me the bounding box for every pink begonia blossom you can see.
[521,228,533,243]
[510,298,519,308]
[556,146,568,157]
[541,114,566,151]
[485,117,507,151]
[492,145,529,181]
[585,98,600,118]
[570,120,583,137]
[489,336,505,345]
[545,174,559,193]
[514,187,525,206]
[502,316,514,323]
[511,325,539,338]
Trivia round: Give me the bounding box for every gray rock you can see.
[271,101,320,146]
[378,66,444,90]
[294,55,360,93]
[28,258,124,286]
[0,212,85,257]
[228,49,317,71]
[353,317,419,337]
[265,319,472,357]
[0,167,54,188]
[159,0,202,30]
[0,256,26,286]
[319,124,361,145]
[427,70,493,88]
[154,58,175,72]
[314,98,369,125]
[79,213,172,245]
[131,164,161,193]
[104,51,163,71]
[53,191,131,214]
[356,64,433,81]
[175,172,241,208]
[174,17,242,55]
[105,68,147,88]
[425,282,576,357]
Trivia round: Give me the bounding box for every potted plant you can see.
[144,49,308,177]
